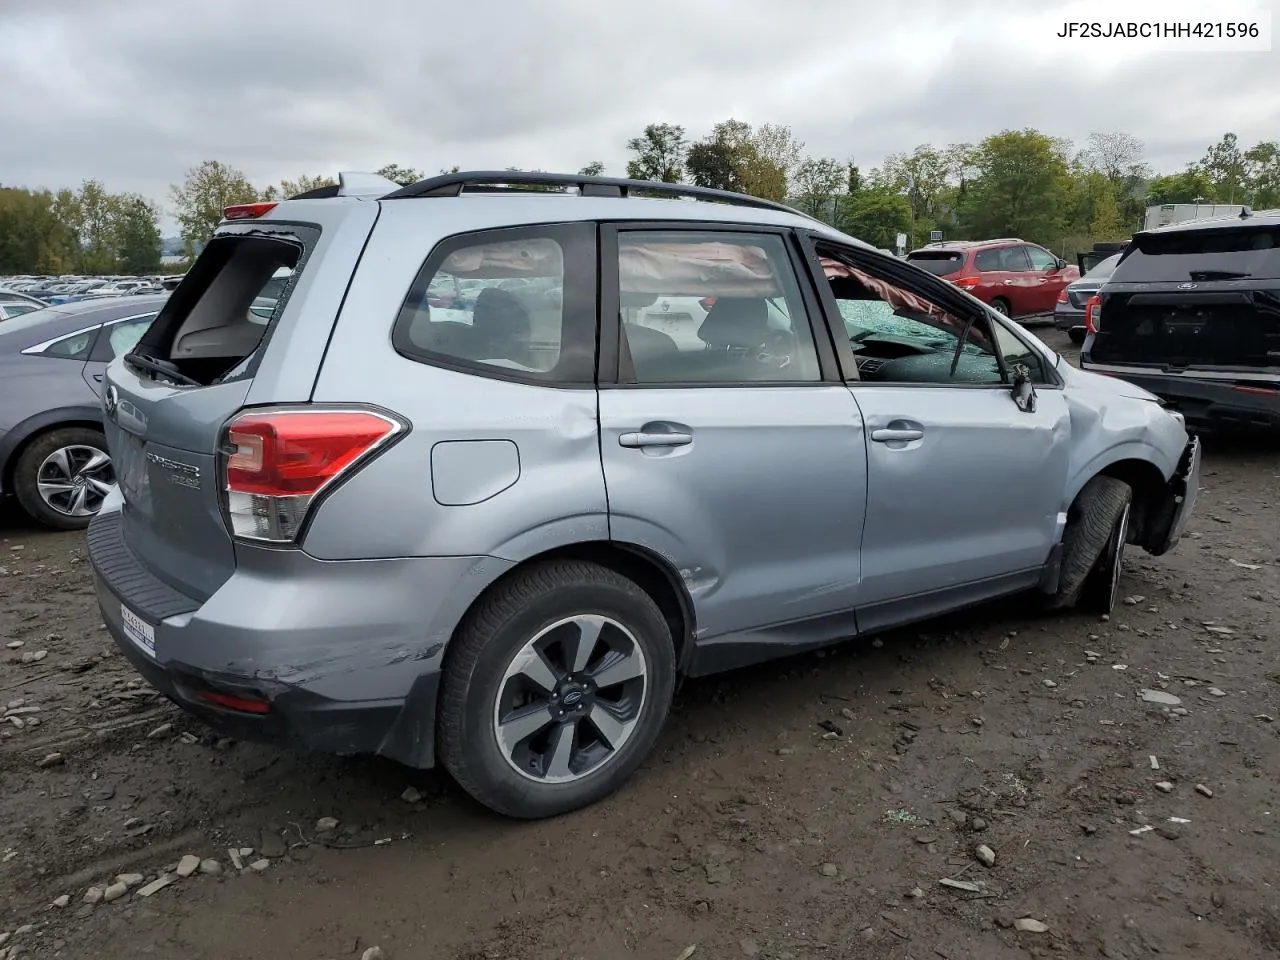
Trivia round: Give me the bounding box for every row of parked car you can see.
[1,273,183,307]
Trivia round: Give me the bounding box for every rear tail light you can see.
[223,202,278,221]
[698,296,717,310]
[1056,289,1069,303]
[1084,294,1102,334]
[953,275,982,290]
[221,408,403,542]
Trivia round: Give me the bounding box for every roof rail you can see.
[379,170,818,220]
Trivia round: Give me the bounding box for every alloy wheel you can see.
[36,444,115,518]
[493,614,649,784]
[1105,503,1131,612]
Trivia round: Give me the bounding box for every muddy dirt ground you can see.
[2,331,1279,960]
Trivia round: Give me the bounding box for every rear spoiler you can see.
[287,171,403,201]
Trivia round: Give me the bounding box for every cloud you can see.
[1,0,1276,231]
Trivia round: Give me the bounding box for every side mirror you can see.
[1011,364,1037,413]
[1054,258,1067,270]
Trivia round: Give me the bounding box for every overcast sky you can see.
[2,0,1275,233]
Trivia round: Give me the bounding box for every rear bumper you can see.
[1053,304,1085,331]
[1077,362,1280,430]
[88,509,512,768]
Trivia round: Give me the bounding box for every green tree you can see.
[578,161,606,176]
[791,157,845,220]
[115,197,162,274]
[1145,167,1215,205]
[876,144,951,224]
[685,120,755,192]
[958,129,1071,245]
[70,180,122,274]
[261,174,337,201]
[1199,133,1248,203]
[625,123,687,182]
[375,164,424,186]
[741,123,803,202]
[837,187,912,249]
[170,160,259,247]
[1244,141,1280,208]
[0,187,79,274]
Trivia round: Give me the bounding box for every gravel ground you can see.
[2,331,1278,960]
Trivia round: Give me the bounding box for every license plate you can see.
[121,604,156,656]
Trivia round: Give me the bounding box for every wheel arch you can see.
[0,407,105,494]
[444,539,697,677]
[1070,456,1168,546]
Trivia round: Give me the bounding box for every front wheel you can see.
[438,560,676,819]
[1044,475,1133,613]
[990,297,1011,317]
[13,427,116,531]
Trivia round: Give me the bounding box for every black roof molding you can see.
[378,170,817,221]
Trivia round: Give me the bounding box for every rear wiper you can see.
[1189,270,1251,281]
[124,351,201,387]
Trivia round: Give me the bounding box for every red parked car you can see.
[905,239,1080,321]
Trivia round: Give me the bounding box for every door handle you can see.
[92,374,103,382]
[1003,279,1016,285]
[619,431,693,449]
[871,427,924,443]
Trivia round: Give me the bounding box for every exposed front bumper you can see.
[1144,435,1201,557]
[88,509,512,768]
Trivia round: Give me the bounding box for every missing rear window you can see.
[136,229,314,386]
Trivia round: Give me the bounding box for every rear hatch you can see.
[1088,221,1280,375]
[100,200,379,601]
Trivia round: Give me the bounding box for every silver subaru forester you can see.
[89,171,1199,818]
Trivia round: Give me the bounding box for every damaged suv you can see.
[1081,209,1280,429]
[89,171,1199,819]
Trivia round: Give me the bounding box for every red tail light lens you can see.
[1056,289,1069,303]
[953,275,982,290]
[1084,294,1102,334]
[222,408,403,542]
[223,202,278,221]
[698,296,717,310]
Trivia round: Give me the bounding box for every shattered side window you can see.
[818,248,1003,385]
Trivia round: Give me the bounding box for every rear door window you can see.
[973,248,1003,272]
[1115,225,1280,282]
[132,227,315,386]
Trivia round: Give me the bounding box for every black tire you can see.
[12,427,114,531]
[990,297,1011,317]
[1045,476,1133,612]
[438,560,676,819]
[1068,327,1086,345]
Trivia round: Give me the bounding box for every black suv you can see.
[1081,209,1280,430]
